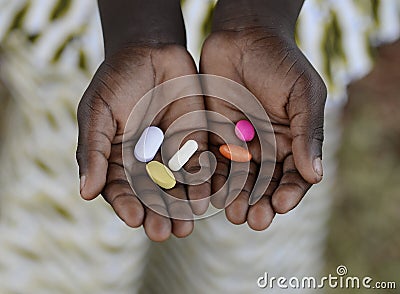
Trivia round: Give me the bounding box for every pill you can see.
[219,144,252,162]
[235,120,255,142]
[134,126,164,162]
[146,161,176,189]
[168,140,199,171]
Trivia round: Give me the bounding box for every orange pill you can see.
[219,144,252,162]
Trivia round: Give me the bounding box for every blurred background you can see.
[324,39,400,292]
[0,0,399,293]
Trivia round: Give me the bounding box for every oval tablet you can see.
[235,120,255,142]
[168,140,198,171]
[219,144,252,162]
[134,126,164,162]
[146,161,176,189]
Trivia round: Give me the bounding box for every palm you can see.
[77,45,209,241]
[200,28,326,230]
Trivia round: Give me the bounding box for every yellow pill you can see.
[146,161,176,189]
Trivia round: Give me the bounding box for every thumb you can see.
[76,89,116,200]
[287,72,327,184]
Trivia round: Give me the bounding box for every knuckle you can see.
[312,126,325,142]
[77,97,89,120]
[203,32,229,51]
[75,144,86,164]
[109,193,133,206]
[293,70,328,106]
[310,73,328,104]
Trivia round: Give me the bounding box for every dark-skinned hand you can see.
[77,45,210,241]
[200,6,327,231]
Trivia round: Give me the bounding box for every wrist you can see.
[212,0,304,37]
[98,0,186,57]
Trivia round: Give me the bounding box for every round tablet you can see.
[168,140,199,171]
[235,120,255,142]
[146,161,176,189]
[219,144,252,162]
[134,126,164,162]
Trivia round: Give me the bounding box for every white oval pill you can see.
[134,126,164,162]
[168,140,198,171]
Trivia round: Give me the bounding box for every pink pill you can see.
[235,120,255,142]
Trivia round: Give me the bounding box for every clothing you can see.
[0,0,399,293]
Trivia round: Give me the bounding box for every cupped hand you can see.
[76,44,210,241]
[200,28,327,231]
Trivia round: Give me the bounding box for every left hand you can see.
[200,27,327,231]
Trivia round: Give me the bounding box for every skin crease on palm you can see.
[200,28,327,231]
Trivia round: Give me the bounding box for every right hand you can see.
[76,45,210,241]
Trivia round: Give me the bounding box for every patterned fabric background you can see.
[1,0,399,99]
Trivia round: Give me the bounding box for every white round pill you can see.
[134,126,164,163]
[168,140,199,171]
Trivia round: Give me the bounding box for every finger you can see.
[209,139,230,209]
[151,149,194,238]
[140,191,172,242]
[130,161,172,242]
[143,208,172,242]
[76,86,116,200]
[255,162,283,201]
[206,109,244,209]
[271,154,312,214]
[183,135,211,215]
[248,133,277,205]
[185,162,211,215]
[165,183,194,238]
[164,131,211,215]
[247,196,276,231]
[225,161,258,225]
[287,72,327,184]
[247,162,280,230]
[158,93,211,215]
[187,181,211,215]
[102,143,144,228]
[137,184,172,242]
[125,148,172,241]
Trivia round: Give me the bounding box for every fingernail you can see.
[80,175,86,193]
[313,158,323,178]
